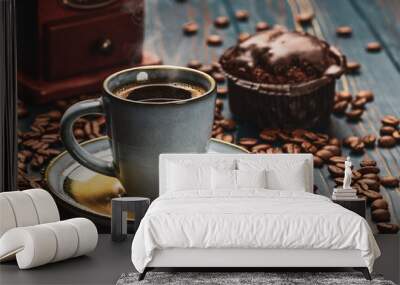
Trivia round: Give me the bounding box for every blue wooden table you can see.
[142,0,400,230]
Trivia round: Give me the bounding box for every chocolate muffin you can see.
[220,26,346,129]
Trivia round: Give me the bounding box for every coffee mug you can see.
[60,65,216,199]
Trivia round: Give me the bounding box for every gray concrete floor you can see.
[0,235,134,285]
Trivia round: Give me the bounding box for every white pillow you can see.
[166,159,236,192]
[236,169,267,189]
[211,168,236,190]
[237,159,308,192]
[167,163,211,191]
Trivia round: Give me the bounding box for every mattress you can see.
[131,190,380,273]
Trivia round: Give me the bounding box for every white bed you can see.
[131,154,380,280]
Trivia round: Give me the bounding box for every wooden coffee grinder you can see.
[16,0,160,103]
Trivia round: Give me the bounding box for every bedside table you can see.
[111,197,150,242]
[332,197,366,218]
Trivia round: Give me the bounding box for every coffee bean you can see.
[313,156,324,168]
[381,115,399,127]
[358,166,380,175]
[187,59,202,69]
[91,121,101,137]
[255,21,269,31]
[333,101,348,114]
[219,119,236,131]
[217,86,228,96]
[277,132,292,142]
[362,134,376,148]
[371,209,390,222]
[239,137,258,147]
[322,145,341,156]
[328,165,344,178]
[316,149,334,161]
[214,16,230,28]
[346,61,360,73]
[211,125,223,137]
[363,173,380,181]
[235,9,249,21]
[351,97,367,109]
[303,131,319,142]
[206,34,223,46]
[376,223,399,234]
[301,141,318,154]
[336,26,352,37]
[251,144,271,153]
[378,136,396,148]
[296,12,314,24]
[366,41,381,52]
[360,158,377,167]
[380,176,399,187]
[358,178,380,192]
[363,189,382,202]
[238,32,251,43]
[182,21,198,35]
[345,109,363,121]
[259,129,278,143]
[380,126,395,136]
[41,134,59,144]
[74,128,85,139]
[355,181,369,192]
[371,199,388,211]
[356,90,374,102]
[337,91,352,101]
[221,134,233,143]
[212,72,225,83]
[349,139,365,153]
[282,143,302,154]
[329,156,346,164]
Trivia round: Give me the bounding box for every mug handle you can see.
[60,98,116,177]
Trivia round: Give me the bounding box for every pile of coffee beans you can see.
[379,115,399,148]
[331,157,399,233]
[333,90,374,122]
[17,94,107,189]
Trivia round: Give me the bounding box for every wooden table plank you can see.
[291,0,400,227]
[350,0,400,72]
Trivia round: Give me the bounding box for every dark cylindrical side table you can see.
[111,197,150,242]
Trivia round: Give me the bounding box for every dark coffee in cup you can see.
[115,82,206,103]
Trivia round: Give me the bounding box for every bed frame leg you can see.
[138,268,148,281]
[354,267,371,280]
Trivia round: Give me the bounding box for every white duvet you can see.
[131,190,380,273]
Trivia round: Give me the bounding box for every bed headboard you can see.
[159,153,314,195]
